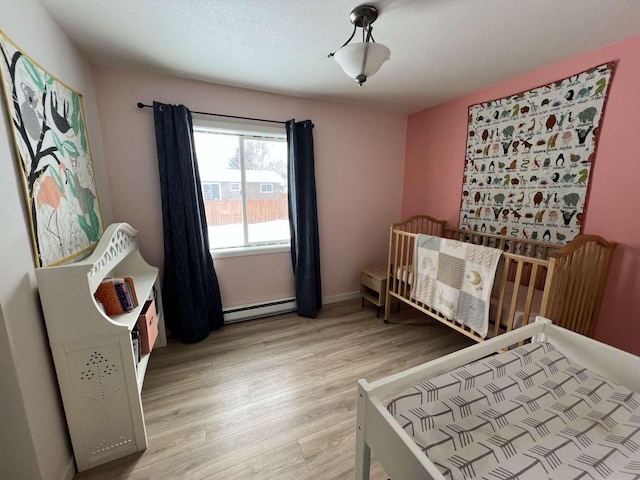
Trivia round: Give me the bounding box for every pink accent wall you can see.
[403,35,640,354]
[92,66,407,308]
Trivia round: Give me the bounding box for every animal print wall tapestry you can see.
[0,31,103,267]
[460,62,615,244]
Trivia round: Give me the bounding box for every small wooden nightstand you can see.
[360,266,388,318]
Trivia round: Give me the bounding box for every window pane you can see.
[194,131,243,249]
[202,183,221,201]
[194,129,290,250]
[244,138,289,244]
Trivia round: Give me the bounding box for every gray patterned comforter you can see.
[387,342,640,479]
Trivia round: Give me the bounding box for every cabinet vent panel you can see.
[68,344,136,462]
[91,436,133,456]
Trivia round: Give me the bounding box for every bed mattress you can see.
[388,342,640,479]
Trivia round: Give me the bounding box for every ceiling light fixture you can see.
[328,4,390,86]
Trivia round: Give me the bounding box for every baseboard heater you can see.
[223,297,296,324]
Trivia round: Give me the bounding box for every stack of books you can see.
[131,324,141,366]
[94,277,139,315]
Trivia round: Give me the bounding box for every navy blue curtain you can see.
[153,101,224,342]
[287,119,322,318]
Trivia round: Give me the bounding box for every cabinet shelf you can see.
[36,223,166,472]
[104,271,158,330]
[136,353,151,393]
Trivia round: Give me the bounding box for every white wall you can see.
[0,0,110,477]
[0,304,41,479]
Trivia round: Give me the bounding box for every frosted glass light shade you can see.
[333,42,390,84]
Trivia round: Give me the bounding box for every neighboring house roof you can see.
[200,169,285,184]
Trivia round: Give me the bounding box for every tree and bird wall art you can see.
[0,31,103,267]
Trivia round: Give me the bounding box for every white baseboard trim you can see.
[323,291,361,305]
[223,297,296,324]
[63,456,75,480]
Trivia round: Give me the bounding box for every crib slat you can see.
[587,246,609,337]
[392,229,401,294]
[522,263,539,328]
[494,257,510,337]
[385,224,395,321]
[506,261,524,333]
[572,244,587,332]
[400,234,409,299]
[574,243,595,334]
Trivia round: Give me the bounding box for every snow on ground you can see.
[208,220,289,249]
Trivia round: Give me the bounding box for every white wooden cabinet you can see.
[35,223,167,471]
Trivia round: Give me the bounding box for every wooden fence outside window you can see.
[204,198,288,226]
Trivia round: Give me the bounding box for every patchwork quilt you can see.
[388,342,640,480]
[411,235,502,337]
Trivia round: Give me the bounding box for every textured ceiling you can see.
[38,0,640,113]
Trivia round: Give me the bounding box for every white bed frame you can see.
[355,317,640,480]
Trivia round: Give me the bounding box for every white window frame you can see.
[202,182,221,201]
[193,118,290,258]
[229,183,241,192]
[260,183,274,194]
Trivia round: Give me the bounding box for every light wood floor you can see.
[75,299,473,480]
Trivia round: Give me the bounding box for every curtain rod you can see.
[136,102,287,125]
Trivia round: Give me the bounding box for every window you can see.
[193,121,289,252]
[202,182,221,201]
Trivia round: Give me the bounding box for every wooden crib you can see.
[384,215,616,341]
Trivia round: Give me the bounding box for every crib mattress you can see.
[387,342,640,480]
[489,281,544,331]
[396,266,542,335]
